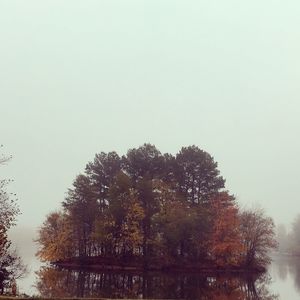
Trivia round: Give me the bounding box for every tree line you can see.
[36,144,277,269]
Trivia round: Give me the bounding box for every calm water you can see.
[16,256,300,299]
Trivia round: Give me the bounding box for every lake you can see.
[14,255,300,299]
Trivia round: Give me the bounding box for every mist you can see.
[1,0,300,270]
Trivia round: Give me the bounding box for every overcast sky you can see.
[1,0,300,246]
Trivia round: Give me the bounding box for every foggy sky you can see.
[1,0,300,247]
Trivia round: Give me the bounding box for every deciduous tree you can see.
[36,212,74,261]
[240,208,277,268]
[0,148,25,294]
[209,192,243,266]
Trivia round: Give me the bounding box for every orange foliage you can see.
[209,192,244,267]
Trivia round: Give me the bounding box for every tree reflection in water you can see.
[274,256,300,295]
[291,259,300,294]
[35,266,278,299]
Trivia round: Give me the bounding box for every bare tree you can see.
[240,208,278,268]
[0,146,26,294]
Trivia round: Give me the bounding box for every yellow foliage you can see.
[36,212,73,262]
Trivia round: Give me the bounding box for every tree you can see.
[240,208,277,268]
[0,248,26,294]
[124,144,165,180]
[156,198,204,260]
[209,192,244,266]
[36,212,74,262]
[85,151,121,212]
[105,172,144,256]
[174,146,225,204]
[0,173,19,241]
[0,148,25,294]
[63,174,98,257]
[123,144,165,261]
[154,179,210,262]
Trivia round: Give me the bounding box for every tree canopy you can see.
[36,144,277,270]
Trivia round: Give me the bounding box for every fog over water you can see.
[1,1,300,294]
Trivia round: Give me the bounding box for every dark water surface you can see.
[17,256,300,299]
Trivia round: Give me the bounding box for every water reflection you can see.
[35,266,278,299]
[272,256,300,294]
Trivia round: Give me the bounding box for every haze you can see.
[1,0,300,252]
